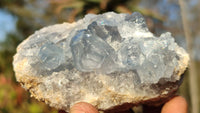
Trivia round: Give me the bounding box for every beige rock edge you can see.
[13,23,189,113]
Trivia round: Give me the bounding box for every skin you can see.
[161,96,187,113]
[69,102,99,113]
[66,96,187,113]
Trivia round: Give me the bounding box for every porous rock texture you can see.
[13,12,189,112]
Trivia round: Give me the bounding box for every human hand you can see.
[61,96,187,113]
[161,96,187,113]
[70,102,99,113]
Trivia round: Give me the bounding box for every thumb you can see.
[161,96,187,113]
[70,102,99,113]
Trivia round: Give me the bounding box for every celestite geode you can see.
[13,12,189,112]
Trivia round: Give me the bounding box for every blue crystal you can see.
[38,42,65,70]
[70,28,118,73]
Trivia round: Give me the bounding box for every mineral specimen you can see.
[13,12,189,112]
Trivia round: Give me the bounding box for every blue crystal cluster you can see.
[69,12,178,83]
[16,12,180,84]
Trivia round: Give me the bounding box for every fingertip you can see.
[70,102,99,113]
[161,96,187,113]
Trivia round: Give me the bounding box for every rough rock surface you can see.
[13,12,189,112]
